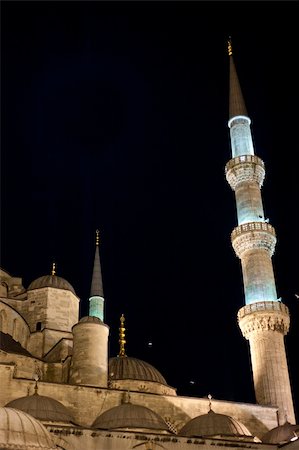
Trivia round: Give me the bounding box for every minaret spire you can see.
[228,37,248,120]
[89,229,105,321]
[225,42,295,423]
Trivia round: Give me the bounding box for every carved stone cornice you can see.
[238,301,290,339]
[231,222,276,258]
[225,155,265,190]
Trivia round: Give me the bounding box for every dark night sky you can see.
[1,1,298,418]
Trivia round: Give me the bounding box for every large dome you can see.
[179,410,256,441]
[28,275,75,294]
[6,393,75,423]
[109,356,167,385]
[92,402,169,431]
[0,406,56,449]
[262,421,299,444]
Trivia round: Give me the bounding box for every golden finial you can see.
[227,37,233,56]
[118,314,126,357]
[96,229,100,246]
[51,262,56,276]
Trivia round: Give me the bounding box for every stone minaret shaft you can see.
[89,230,105,321]
[225,41,295,423]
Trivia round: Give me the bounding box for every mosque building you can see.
[0,41,298,450]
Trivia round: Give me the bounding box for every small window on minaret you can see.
[36,322,42,331]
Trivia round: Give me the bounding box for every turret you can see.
[69,316,109,387]
[225,39,295,423]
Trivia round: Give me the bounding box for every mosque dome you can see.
[0,406,57,449]
[179,410,256,441]
[262,421,299,444]
[28,275,76,295]
[92,401,169,431]
[109,356,167,385]
[6,393,75,423]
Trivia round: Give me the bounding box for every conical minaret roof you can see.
[228,39,248,119]
[90,230,104,297]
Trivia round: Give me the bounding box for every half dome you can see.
[262,421,299,444]
[109,356,167,385]
[179,410,256,440]
[28,275,75,294]
[0,406,56,449]
[6,393,75,423]
[92,402,169,431]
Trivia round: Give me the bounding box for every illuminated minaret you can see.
[89,229,105,321]
[225,40,295,423]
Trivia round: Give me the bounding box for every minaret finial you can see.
[96,229,100,246]
[227,37,233,56]
[118,314,126,357]
[51,262,56,276]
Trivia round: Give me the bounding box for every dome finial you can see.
[118,314,127,357]
[33,373,39,395]
[51,262,56,276]
[227,37,233,56]
[96,229,100,246]
[122,390,131,404]
[208,393,212,411]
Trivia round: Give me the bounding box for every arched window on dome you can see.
[36,322,42,331]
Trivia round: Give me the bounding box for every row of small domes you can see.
[3,393,299,443]
[2,393,254,437]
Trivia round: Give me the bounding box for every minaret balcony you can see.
[225,155,265,190]
[238,301,290,338]
[231,222,276,258]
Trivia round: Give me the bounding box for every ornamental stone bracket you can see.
[238,301,290,339]
[231,222,276,258]
[225,155,265,190]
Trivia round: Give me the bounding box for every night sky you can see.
[1,2,298,419]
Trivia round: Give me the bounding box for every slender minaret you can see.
[89,229,105,321]
[225,40,295,423]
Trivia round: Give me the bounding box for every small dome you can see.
[109,356,167,385]
[0,406,56,449]
[6,393,75,423]
[262,421,299,444]
[179,410,254,440]
[28,275,75,294]
[79,316,103,324]
[92,402,169,431]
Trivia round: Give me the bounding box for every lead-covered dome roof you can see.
[0,406,56,449]
[92,402,169,431]
[6,393,75,423]
[28,275,75,294]
[109,356,167,385]
[262,421,299,444]
[79,316,103,324]
[179,410,255,440]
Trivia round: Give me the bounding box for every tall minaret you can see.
[225,40,295,424]
[89,229,105,321]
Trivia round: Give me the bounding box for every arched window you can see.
[0,310,7,333]
[36,321,42,331]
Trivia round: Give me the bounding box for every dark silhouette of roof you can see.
[0,331,32,357]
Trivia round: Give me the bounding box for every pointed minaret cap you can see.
[228,38,248,120]
[90,230,104,297]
